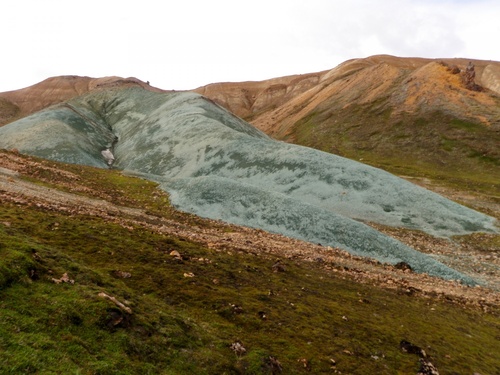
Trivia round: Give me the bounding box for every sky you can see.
[2,0,500,92]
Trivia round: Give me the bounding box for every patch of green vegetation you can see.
[453,232,500,253]
[291,106,500,199]
[449,118,481,133]
[0,161,499,374]
[440,137,456,152]
[4,150,190,225]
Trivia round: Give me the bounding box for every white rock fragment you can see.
[101,148,115,165]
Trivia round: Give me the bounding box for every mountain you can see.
[0,56,499,374]
[194,55,500,206]
[0,75,166,126]
[0,84,497,284]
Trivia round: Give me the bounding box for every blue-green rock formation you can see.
[1,87,497,284]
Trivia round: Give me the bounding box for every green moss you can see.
[0,153,499,374]
[449,118,481,132]
[291,107,500,199]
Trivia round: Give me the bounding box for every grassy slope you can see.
[231,60,500,203]
[1,156,499,374]
[289,98,500,201]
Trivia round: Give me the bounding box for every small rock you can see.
[266,356,282,373]
[29,268,39,281]
[112,270,132,279]
[447,65,460,74]
[230,304,244,314]
[51,272,75,284]
[183,272,195,278]
[230,341,246,356]
[418,358,440,375]
[272,261,286,272]
[105,308,125,328]
[98,292,132,314]
[400,340,426,358]
[395,262,413,272]
[170,250,182,260]
[297,358,310,369]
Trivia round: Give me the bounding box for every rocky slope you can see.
[194,55,500,136]
[2,149,499,374]
[195,55,500,205]
[0,75,165,126]
[0,56,499,374]
[0,56,498,277]
[1,84,499,283]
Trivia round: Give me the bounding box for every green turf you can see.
[1,155,499,374]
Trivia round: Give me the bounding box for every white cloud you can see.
[1,0,499,92]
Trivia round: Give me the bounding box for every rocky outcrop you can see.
[463,62,482,91]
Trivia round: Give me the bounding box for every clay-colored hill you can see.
[194,55,500,135]
[0,75,164,126]
[194,55,500,204]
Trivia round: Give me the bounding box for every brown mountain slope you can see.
[194,70,329,121]
[194,55,500,135]
[0,75,164,126]
[194,55,500,205]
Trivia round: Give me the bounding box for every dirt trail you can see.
[0,153,499,311]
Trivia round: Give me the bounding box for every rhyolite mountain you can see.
[195,55,500,201]
[0,74,498,284]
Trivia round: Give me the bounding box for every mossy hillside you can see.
[290,104,500,199]
[1,163,499,374]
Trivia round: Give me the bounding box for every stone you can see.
[418,358,440,375]
[98,292,132,314]
[230,341,246,356]
[51,272,75,284]
[400,340,426,357]
[112,270,132,278]
[463,62,482,91]
[272,261,286,272]
[395,262,413,272]
[170,250,183,261]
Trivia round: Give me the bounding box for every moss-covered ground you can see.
[1,159,499,374]
[290,105,500,201]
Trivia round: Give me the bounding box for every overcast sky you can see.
[2,0,499,92]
